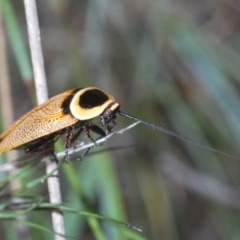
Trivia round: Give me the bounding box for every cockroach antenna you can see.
[118,111,239,161]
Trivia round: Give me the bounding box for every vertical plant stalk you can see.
[23,1,65,239]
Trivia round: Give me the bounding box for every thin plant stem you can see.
[23,0,65,239]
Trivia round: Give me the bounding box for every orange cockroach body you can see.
[0,87,120,162]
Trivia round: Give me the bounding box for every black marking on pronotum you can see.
[80,89,110,109]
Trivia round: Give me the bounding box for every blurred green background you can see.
[1,0,240,239]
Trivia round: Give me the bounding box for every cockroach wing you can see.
[0,89,79,154]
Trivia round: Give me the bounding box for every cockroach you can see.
[0,87,238,163]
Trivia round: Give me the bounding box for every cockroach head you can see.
[100,102,120,125]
